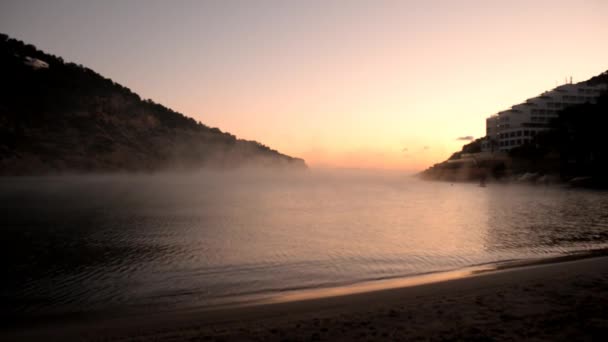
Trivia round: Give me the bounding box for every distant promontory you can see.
[0,33,306,175]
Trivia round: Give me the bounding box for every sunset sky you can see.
[2,0,607,170]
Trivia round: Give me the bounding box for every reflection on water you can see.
[266,263,499,304]
[1,170,608,319]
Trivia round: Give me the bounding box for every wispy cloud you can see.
[456,136,474,141]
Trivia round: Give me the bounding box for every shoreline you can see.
[4,251,608,341]
[260,248,608,305]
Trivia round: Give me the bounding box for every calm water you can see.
[2,170,608,320]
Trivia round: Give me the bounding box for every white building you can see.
[481,79,607,152]
[23,56,49,69]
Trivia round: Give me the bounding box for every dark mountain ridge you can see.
[0,33,306,175]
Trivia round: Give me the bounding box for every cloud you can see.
[423,146,430,150]
[456,136,474,141]
[402,147,408,152]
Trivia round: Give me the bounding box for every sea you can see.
[2,169,608,321]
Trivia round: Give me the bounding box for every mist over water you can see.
[2,169,608,319]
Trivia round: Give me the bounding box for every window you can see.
[524,130,529,136]
[517,131,522,136]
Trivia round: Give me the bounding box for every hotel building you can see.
[481,80,607,152]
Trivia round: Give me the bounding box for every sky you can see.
[1,0,607,170]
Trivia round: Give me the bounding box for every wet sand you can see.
[5,255,608,341]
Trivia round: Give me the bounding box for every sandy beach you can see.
[4,254,608,341]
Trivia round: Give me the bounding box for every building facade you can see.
[481,80,607,152]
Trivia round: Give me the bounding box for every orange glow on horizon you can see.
[3,1,607,170]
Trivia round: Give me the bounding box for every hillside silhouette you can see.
[0,33,306,174]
